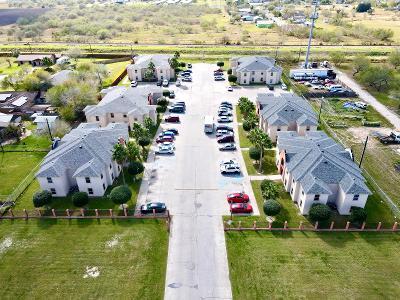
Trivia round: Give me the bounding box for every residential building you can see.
[36,123,129,197]
[0,112,21,128]
[257,93,318,142]
[33,115,59,132]
[16,54,58,66]
[0,92,50,116]
[230,56,282,85]
[276,131,371,215]
[84,86,160,129]
[127,54,175,82]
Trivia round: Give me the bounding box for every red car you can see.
[227,192,249,203]
[156,136,174,143]
[230,203,253,214]
[165,116,180,123]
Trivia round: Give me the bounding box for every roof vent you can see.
[79,145,82,149]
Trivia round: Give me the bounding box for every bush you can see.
[356,2,372,13]
[263,200,281,216]
[228,74,237,83]
[157,106,167,113]
[157,98,169,107]
[243,119,257,131]
[109,185,132,206]
[128,161,144,179]
[350,207,367,224]
[249,146,261,161]
[217,61,224,67]
[162,90,171,97]
[72,192,89,207]
[227,68,232,75]
[33,190,52,208]
[138,136,151,148]
[260,180,279,200]
[179,62,186,67]
[309,204,331,222]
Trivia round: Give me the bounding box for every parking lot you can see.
[136,63,276,299]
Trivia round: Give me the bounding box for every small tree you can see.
[352,55,370,76]
[72,192,89,207]
[356,2,372,13]
[126,141,141,163]
[157,98,169,107]
[144,60,156,81]
[388,49,400,70]
[329,52,346,66]
[144,117,155,134]
[260,179,279,200]
[128,161,144,181]
[227,68,232,75]
[157,105,167,114]
[109,185,132,208]
[162,90,171,97]
[131,123,147,140]
[217,61,224,67]
[350,207,367,225]
[263,200,281,216]
[33,190,52,208]
[309,204,331,223]
[112,143,128,184]
[249,146,261,164]
[228,74,237,84]
[248,128,272,173]
[179,62,186,67]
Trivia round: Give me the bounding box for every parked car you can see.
[220,101,232,107]
[159,131,175,138]
[216,125,233,132]
[214,72,224,76]
[220,158,239,167]
[227,86,233,92]
[182,76,192,82]
[165,116,180,123]
[220,164,241,174]
[169,106,185,113]
[214,76,225,81]
[155,145,175,155]
[187,63,192,68]
[175,101,186,107]
[169,91,175,98]
[162,79,169,87]
[130,80,138,87]
[230,203,253,214]
[355,101,368,109]
[216,129,233,137]
[218,106,232,112]
[218,116,233,123]
[217,135,234,143]
[227,192,249,203]
[184,69,192,73]
[281,83,287,90]
[156,136,174,143]
[156,80,163,86]
[140,202,167,214]
[218,111,232,117]
[214,68,223,73]
[219,143,236,151]
[164,128,179,135]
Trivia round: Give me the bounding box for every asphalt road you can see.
[136,64,265,300]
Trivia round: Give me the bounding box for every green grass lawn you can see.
[226,231,400,299]
[0,219,168,299]
[242,149,277,176]
[237,126,252,148]
[3,134,52,151]
[103,61,130,87]
[0,152,46,196]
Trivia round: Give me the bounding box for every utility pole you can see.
[304,1,319,69]
[359,135,369,168]
[46,118,53,141]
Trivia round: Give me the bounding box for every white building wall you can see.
[76,176,107,197]
[37,176,70,197]
[300,193,329,215]
[336,188,368,215]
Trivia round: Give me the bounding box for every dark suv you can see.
[217,135,234,143]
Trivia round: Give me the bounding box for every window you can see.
[353,194,359,201]
[314,194,320,201]
[277,127,281,132]
[101,173,103,179]
[299,200,303,207]
[135,76,138,80]
[260,78,264,82]
[160,70,163,73]
[110,113,114,118]
[244,80,247,84]
[85,177,90,183]
[270,72,274,76]
[111,173,114,180]
[261,72,264,75]
[118,166,120,171]
[301,190,304,195]
[290,188,293,195]
[103,183,106,190]
[306,126,310,131]
[50,188,56,195]
[46,177,53,183]
[95,116,99,121]
[244,73,247,76]
[251,78,255,82]
[88,188,93,195]
[269,79,272,83]
[251,71,255,75]
[123,114,127,118]
[110,164,112,169]
[135,69,137,73]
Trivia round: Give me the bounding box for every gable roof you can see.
[36,123,128,178]
[233,56,282,73]
[84,86,160,117]
[258,93,318,127]
[129,54,173,69]
[16,54,55,62]
[277,131,370,195]
[50,70,73,85]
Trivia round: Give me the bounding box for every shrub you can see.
[179,62,186,67]
[228,74,237,83]
[260,180,279,200]
[33,190,52,208]
[138,136,151,148]
[350,207,367,224]
[356,2,372,13]
[309,204,331,222]
[162,90,171,97]
[227,68,232,75]
[217,61,224,67]
[249,146,261,161]
[157,98,169,107]
[109,185,132,206]
[242,120,253,131]
[72,192,89,207]
[263,200,281,216]
[128,161,144,179]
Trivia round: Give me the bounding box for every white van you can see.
[355,101,368,109]
[328,85,342,92]
[204,115,214,134]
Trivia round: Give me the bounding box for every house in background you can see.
[36,123,128,197]
[276,131,371,215]
[230,56,282,85]
[0,112,21,128]
[127,54,175,82]
[16,54,58,66]
[33,115,59,132]
[0,92,50,116]
[84,86,160,130]
[50,70,73,86]
[257,92,318,142]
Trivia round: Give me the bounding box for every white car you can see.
[161,141,175,150]
[162,79,169,87]
[220,164,241,174]
[155,145,174,155]
[220,158,239,167]
[281,83,287,90]
[355,101,368,109]
[311,84,324,90]
[227,86,233,92]
[131,81,138,87]
[216,130,233,137]
[218,116,233,123]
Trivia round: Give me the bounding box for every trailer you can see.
[379,131,400,144]
[289,68,336,80]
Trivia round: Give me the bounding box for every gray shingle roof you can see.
[234,56,282,73]
[36,123,128,178]
[84,86,159,117]
[277,131,371,195]
[258,93,318,127]
[130,54,172,69]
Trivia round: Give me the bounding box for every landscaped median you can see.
[0,219,168,299]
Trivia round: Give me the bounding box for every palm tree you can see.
[126,141,141,162]
[248,128,272,173]
[112,143,128,184]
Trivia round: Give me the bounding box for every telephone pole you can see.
[304,1,319,69]
[46,118,53,141]
[359,136,369,168]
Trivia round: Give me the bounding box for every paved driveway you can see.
[136,64,267,300]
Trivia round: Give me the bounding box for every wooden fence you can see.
[224,220,400,233]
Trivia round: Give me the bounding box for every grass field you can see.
[0,219,168,299]
[226,231,400,299]
[242,149,277,176]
